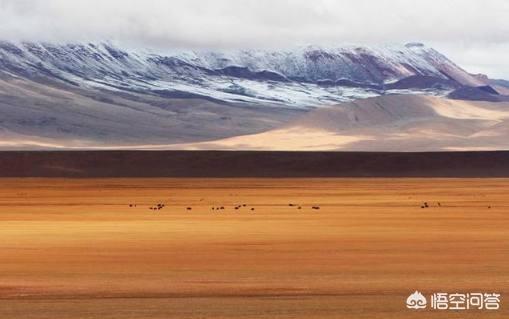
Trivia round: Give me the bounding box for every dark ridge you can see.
[477,85,500,95]
[448,86,509,102]
[0,151,508,178]
[336,79,382,90]
[151,89,229,104]
[316,79,382,90]
[385,75,460,90]
[216,66,289,82]
[28,63,80,87]
[103,44,129,60]
[0,41,24,56]
[146,56,217,75]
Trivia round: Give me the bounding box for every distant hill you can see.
[178,95,509,152]
[0,41,506,150]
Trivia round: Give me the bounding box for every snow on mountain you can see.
[1,40,499,150]
[0,41,484,108]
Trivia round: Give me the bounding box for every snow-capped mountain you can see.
[0,40,502,149]
[0,41,485,108]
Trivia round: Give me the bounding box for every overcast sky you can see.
[1,0,508,79]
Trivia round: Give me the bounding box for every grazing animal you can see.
[187,207,192,211]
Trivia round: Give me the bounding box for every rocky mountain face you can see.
[0,41,489,107]
[0,40,505,149]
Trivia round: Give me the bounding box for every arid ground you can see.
[0,178,507,318]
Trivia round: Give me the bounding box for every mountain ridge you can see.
[1,40,507,150]
[0,41,488,107]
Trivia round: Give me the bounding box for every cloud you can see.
[439,43,509,80]
[0,0,508,77]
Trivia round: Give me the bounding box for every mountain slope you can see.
[0,41,503,150]
[0,41,483,108]
[176,95,509,152]
[0,73,300,149]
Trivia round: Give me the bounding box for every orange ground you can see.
[0,178,507,318]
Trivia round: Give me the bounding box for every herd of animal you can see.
[127,202,322,213]
[129,201,495,213]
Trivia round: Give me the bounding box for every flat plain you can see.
[0,178,507,318]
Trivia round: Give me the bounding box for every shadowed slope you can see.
[0,75,300,149]
[180,95,509,151]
